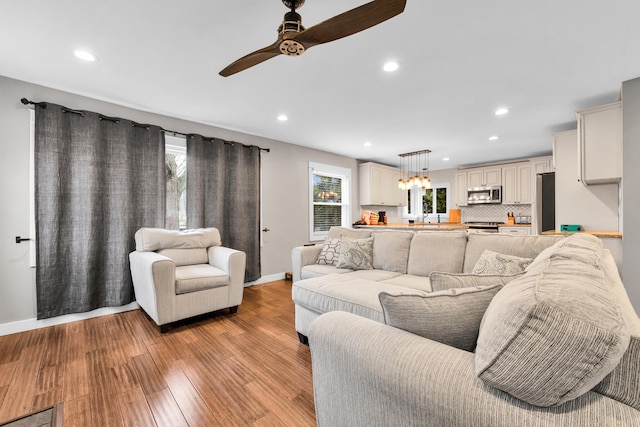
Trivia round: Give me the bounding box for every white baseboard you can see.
[1,274,289,336]
[0,302,140,336]
[244,272,287,287]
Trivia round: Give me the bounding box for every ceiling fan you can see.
[219,0,407,77]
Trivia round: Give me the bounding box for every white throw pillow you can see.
[335,237,373,270]
[317,238,341,266]
[472,249,532,275]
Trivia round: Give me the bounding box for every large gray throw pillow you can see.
[475,233,629,407]
[379,284,503,352]
[429,272,522,292]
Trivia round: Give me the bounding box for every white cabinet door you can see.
[576,102,622,185]
[359,162,403,206]
[468,166,501,187]
[484,167,502,186]
[501,165,517,204]
[455,171,468,206]
[467,168,484,187]
[499,226,531,235]
[517,163,532,204]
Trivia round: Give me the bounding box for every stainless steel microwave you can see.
[467,185,502,205]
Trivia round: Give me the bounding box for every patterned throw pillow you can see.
[472,249,532,275]
[317,238,341,266]
[336,237,374,270]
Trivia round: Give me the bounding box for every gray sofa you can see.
[298,229,640,426]
[291,227,562,342]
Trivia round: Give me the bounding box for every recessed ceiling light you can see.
[443,157,450,162]
[363,141,372,147]
[495,107,509,116]
[277,114,288,122]
[74,50,96,62]
[383,61,399,72]
[489,135,500,141]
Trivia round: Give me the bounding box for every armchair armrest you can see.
[291,244,323,282]
[308,312,640,427]
[129,251,175,325]
[208,246,246,306]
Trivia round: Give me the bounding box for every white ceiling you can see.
[2,0,640,170]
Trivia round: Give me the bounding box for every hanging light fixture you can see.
[397,149,432,190]
[422,149,431,189]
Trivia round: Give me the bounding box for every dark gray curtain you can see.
[186,135,261,281]
[35,103,165,319]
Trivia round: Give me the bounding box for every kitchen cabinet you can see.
[499,226,531,235]
[359,162,404,206]
[467,166,501,187]
[501,163,532,205]
[454,171,468,207]
[575,102,622,185]
[531,156,553,175]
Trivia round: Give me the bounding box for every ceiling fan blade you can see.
[219,40,282,77]
[294,0,406,49]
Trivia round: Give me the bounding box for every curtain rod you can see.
[21,98,271,153]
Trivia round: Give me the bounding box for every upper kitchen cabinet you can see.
[454,171,468,207]
[531,156,554,175]
[501,162,532,204]
[575,102,622,185]
[359,162,404,206]
[467,166,502,187]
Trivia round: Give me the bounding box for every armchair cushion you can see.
[158,248,208,266]
[135,227,221,251]
[175,264,230,295]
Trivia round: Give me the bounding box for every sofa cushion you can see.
[317,238,341,266]
[475,233,629,407]
[135,227,222,251]
[344,270,403,282]
[463,233,562,273]
[471,249,532,275]
[592,249,640,411]
[429,272,522,292]
[379,284,503,352]
[174,264,229,295]
[336,237,374,270]
[292,275,424,323]
[380,274,431,291]
[157,248,209,266]
[407,231,467,277]
[371,231,414,274]
[301,264,353,280]
[326,226,372,240]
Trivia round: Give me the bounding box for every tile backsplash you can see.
[461,204,531,223]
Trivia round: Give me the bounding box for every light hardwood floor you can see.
[0,280,316,426]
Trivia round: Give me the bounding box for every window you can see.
[165,135,187,230]
[405,183,450,221]
[309,162,351,241]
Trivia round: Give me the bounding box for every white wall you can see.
[622,77,640,313]
[0,75,360,330]
[553,129,620,231]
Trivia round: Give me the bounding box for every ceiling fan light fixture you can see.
[279,40,305,56]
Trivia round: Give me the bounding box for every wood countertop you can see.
[541,230,622,239]
[356,223,469,230]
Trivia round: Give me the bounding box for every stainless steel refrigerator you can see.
[536,172,555,233]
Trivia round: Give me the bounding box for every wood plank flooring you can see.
[0,280,316,426]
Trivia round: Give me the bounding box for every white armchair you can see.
[129,227,246,332]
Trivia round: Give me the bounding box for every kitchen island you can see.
[354,223,469,231]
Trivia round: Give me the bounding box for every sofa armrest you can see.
[291,244,323,282]
[208,246,246,306]
[308,312,640,427]
[129,251,175,325]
